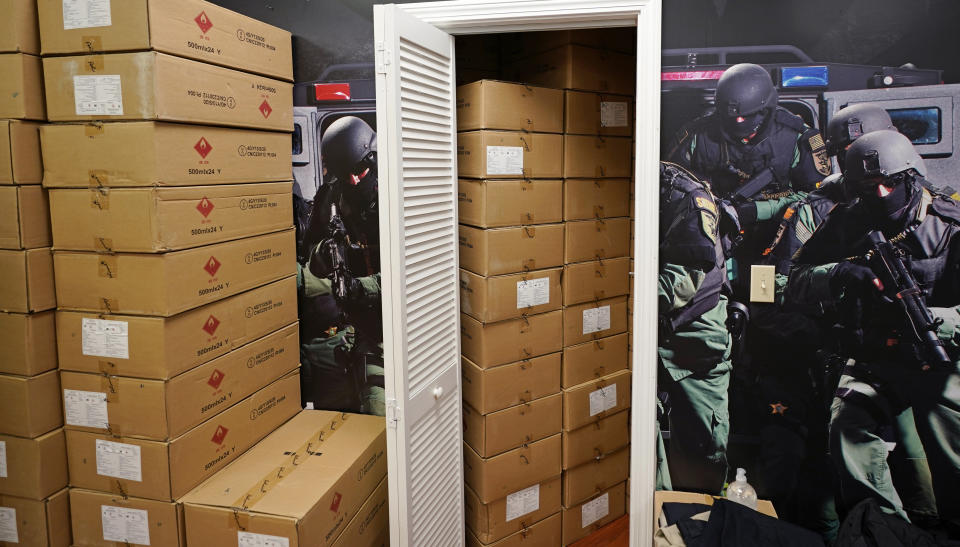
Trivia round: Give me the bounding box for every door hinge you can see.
[375,42,392,74]
[386,398,401,429]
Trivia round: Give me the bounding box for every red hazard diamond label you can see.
[259,100,273,118]
[195,11,213,34]
[204,256,221,276]
[330,492,342,512]
[207,369,225,389]
[194,137,212,158]
[211,425,229,445]
[196,197,215,217]
[202,315,220,335]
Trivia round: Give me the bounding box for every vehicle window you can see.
[779,100,817,128]
[888,107,942,145]
[292,124,303,155]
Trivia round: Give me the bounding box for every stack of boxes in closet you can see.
[34,1,299,544]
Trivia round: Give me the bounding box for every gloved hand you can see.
[829,262,883,300]
[309,238,338,278]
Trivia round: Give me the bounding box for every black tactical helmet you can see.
[322,116,377,181]
[826,104,894,158]
[844,129,926,184]
[715,63,778,140]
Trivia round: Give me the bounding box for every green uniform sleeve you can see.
[931,306,960,348]
[658,263,706,314]
[298,262,333,298]
[753,193,807,222]
[356,273,381,298]
[784,262,838,309]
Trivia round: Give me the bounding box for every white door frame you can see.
[386,1,662,544]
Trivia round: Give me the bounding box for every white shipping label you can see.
[589,384,618,416]
[486,146,524,175]
[600,102,629,127]
[64,389,109,429]
[63,0,112,29]
[0,507,17,543]
[505,484,540,522]
[517,277,550,308]
[95,439,142,482]
[82,318,130,359]
[582,305,611,335]
[0,441,6,478]
[74,75,124,116]
[581,492,610,528]
[238,531,291,547]
[101,506,150,545]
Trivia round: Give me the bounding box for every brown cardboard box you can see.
[464,434,561,504]
[66,371,300,501]
[457,80,563,133]
[0,120,43,185]
[0,54,45,120]
[467,512,562,547]
[461,353,561,414]
[563,296,628,347]
[561,482,626,545]
[0,489,70,547]
[460,268,562,323]
[331,476,388,547]
[561,257,630,306]
[69,489,183,547]
[507,45,635,95]
[563,135,632,179]
[564,218,630,263]
[43,52,293,131]
[41,121,292,188]
[54,228,295,316]
[0,311,57,376]
[465,478,561,545]
[563,179,631,221]
[458,131,563,179]
[459,179,563,229]
[562,333,628,388]
[562,410,629,469]
[564,91,634,137]
[563,370,631,431]
[501,28,636,57]
[459,223,564,276]
[461,311,563,369]
[181,411,387,547]
[60,323,299,440]
[0,429,68,499]
[562,447,629,507]
[57,276,296,379]
[0,370,62,438]
[37,0,292,81]
[0,186,51,249]
[464,393,562,458]
[0,0,41,55]
[0,248,55,313]
[653,490,777,531]
[49,182,293,252]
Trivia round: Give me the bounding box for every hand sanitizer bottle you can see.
[725,468,758,510]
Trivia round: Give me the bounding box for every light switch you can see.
[749,264,776,303]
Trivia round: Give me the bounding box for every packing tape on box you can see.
[99,298,119,313]
[84,55,105,73]
[84,123,105,137]
[231,509,251,531]
[98,360,119,374]
[81,35,103,52]
[88,169,109,187]
[100,375,120,404]
[90,187,110,210]
[95,237,114,252]
[98,256,118,278]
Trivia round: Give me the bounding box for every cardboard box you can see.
[0,54,45,120]
[460,268,562,323]
[464,434,561,504]
[0,311,57,376]
[0,489,70,547]
[181,411,387,547]
[564,91,634,137]
[54,228,295,316]
[41,121,292,188]
[0,0,41,55]
[49,182,293,252]
[464,393,562,458]
[69,489,183,547]
[563,178,631,221]
[458,131,563,179]
[0,248,55,313]
[37,0,292,81]
[562,257,630,306]
[0,429,68,499]
[507,45,635,95]
[60,323,299,440]
[459,179,563,229]
[501,28,636,57]
[562,447,629,507]
[0,370,62,438]
[462,353,561,414]
[465,478,561,545]
[564,218,630,263]
[459,223,564,276]
[563,370,631,431]
[563,135,632,179]
[562,410,629,469]
[561,482,626,545]
[563,296,628,347]
[461,311,563,369]
[331,476,388,547]
[66,371,300,501]
[468,512,562,547]
[43,52,293,131]
[562,333,629,388]
[0,186,51,249]
[457,80,563,133]
[57,276,296,379]
[0,120,43,185]
[653,490,777,531]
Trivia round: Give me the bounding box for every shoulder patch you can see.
[700,210,718,244]
[694,195,717,215]
[929,195,960,224]
[808,133,831,176]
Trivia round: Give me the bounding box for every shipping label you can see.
[600,102,629,127]
[582,305,611,335]
[0,507,17,543]
[101,505,150,545]
[62,0,111,30]
[238,531,290,547]
[581,492,610,528]
[505,483,540,522]
[486,146,523,175]
[82,318,130,359]
[589,384,617,416]
[95,439,142,482]
[74,75,123,116]
[0,441,6,478]
[517,277,550,308]
[64,389,109,429]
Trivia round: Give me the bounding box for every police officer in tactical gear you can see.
[825,103,895,171]
[787,130,960,534]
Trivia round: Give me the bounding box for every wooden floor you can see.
[570,515,630,547]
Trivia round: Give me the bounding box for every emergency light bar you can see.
[661,70,726,81]
[781,66,829,88]
[314,83,352,101]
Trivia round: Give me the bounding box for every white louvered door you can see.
[373,5,463,547]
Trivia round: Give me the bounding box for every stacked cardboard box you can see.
[34,1,299,544]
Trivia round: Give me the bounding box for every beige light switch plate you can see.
[750,264,776,303]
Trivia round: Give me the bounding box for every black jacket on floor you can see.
[687,499,825,547]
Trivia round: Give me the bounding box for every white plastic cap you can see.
[736,468,746,482]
